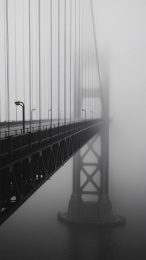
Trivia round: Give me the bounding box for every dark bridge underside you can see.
[0,119,102,225]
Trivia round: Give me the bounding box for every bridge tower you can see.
[58,84,125,226]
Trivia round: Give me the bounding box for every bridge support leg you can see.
[58,127,126,227]
[67,153,82,221]
[97,123,113,221]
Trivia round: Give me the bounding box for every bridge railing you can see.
[0,120,101,164]
[0,119,95,139]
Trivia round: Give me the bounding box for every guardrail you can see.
[0,119,102,168]
[0,119,94,139]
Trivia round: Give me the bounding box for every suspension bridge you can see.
[0,0,125,226]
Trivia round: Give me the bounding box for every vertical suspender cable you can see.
[29,0,32,131]
[23,0,26,107]
[88,8,90,118]
[4,1,7,130]
[0,51,2,132]
[91,23,94,115]
[43,10,46,120]
[81,0,84,118]
[93,33,95,116]
[86,2,88,119]
[31,13,34,121]
[86,0,89,119]
[87,3,90,119]
[84,2,87,119]
[15,0,18,121]
[0,73,2,133]
[88,9,90,118]
[38,0,41,128]
[89,19,92,118]
[86,0,88,119]
[0,47,2,132]
[5,0,10,134]
[74,0,76,121]
[64,0,66,124]
[50,0,52,127]
[47,3,49,122]
[78,0,81,120]
[70,0,72,122]
[36,7,38,119]
[58,0,60,126]
[87,1,89,119]
[89,14,92,118]
[91,20,94,118]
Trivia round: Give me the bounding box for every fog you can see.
[93,0,146,188]
[91,3,146,243]
[93,0,146,125]
[0,1,146,259]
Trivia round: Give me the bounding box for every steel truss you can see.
[0,120,101,225]
[58,127,126,226]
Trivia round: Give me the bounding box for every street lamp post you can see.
[15,101,25,134]
[82,108,86,121]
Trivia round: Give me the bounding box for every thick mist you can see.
[0,1,146,260]
[93,0,146,233]
[94,0,146,122]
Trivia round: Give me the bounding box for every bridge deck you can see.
[0,119,102,225]
[0,119,68,138]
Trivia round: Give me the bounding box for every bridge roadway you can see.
[0,119,66,139]
[0,119,102,225]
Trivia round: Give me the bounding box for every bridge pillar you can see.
[58,86,125,226]
[58,132,125,226]
[67,152,82,220]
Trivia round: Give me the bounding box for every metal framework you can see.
[0,119,101,224]
[59,127,126,226]
[68,134,101,222]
